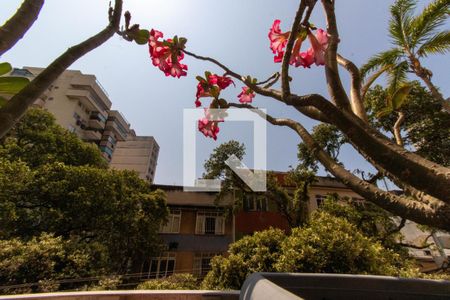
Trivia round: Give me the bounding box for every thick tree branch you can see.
[228,103,450,230]
[337,54,368,122]
[288,93,450,203]
[0,0,123,139]
[320,0,351,110]
[0,0,45,56]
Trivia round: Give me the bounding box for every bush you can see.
[202,214,420,290]
[201,228,286,290]
[137,273,198,290]
[275,211,416,276]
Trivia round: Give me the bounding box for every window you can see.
[423,250,432,256]
[315,194,327,208]
[145,253,176,279]
[193,252,221,277]
[67,125,76,133]
[160,210,181,233]
[351,197,365,206]
[196,212,224,235]
[244,195,268,211]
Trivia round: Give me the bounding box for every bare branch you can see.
[320,0,351,110]
[281,1,307,100]
[393,111,405,147]
[0,0,45,56]
[337,54,368,122]
[0,0,123,139]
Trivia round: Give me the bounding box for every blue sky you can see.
[1,0,448,185]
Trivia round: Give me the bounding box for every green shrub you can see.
[137,273,198,290]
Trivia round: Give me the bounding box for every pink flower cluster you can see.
[148,29,187,78]
[268,20,329,68]
[195,74,234,107]
[195,73,234,139]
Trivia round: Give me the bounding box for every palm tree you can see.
[361,0,450,112]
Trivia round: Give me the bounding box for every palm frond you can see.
[417,30,450,57]
[360,48,404,79]
[387,61,409,95]
[410,0,450,48]
[389,0,416,47]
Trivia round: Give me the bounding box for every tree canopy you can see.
[0,109,168,294]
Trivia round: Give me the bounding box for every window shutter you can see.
[193,257,202,276]
[215,217,224,235]
[196,215,204,234]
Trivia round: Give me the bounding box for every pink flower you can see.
[299,48,315,68]
[237,87,255,104]
[268,20,290,63]
[209,74,234,90]
[307,29,329,66]
[198,109,223,140]
[148,29,187,78]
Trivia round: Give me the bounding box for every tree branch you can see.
[0,0,123,139]
[288,92,450,203]
[0,0,45,56]
[320,0,351,110]
[393,111,405,147]
[337,54,368,122]
[281,1,307,100]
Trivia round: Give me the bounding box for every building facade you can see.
[146,185,233,278]
[110,135,159,183]
[7,67,159,182]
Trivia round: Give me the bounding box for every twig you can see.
[393,111,405,147]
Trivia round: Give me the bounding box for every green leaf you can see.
[196,76,205,82]
[391,85,412,109]
[0,77,30,94]
[376,107,394,118]
[134,29,150,45]
[0,63,12,76]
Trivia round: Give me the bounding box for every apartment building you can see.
[110,135,159,183]
[7,67,158,181]
[147,184,233,278]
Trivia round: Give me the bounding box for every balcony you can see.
[66,89,103,112]
[88,111,107,129]
[81,129,102,141]
[105,120,128,141]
